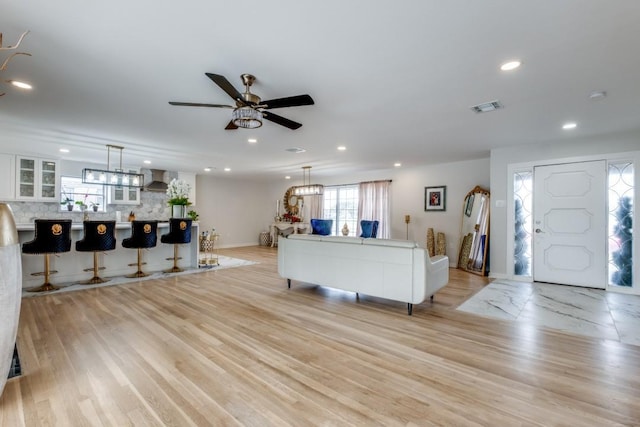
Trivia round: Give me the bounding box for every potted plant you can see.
[60,197,74,211]
[166,178,192,218]
[75,200,87,211]
[90,202,100,212]
[187,210,199,221]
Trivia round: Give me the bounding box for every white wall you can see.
[265,158,490,266]
[490,130,640,278]
[195,175,275,248]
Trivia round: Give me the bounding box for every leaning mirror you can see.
[458,185,490,276]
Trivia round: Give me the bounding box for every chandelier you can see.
[232,106,263,129]
[82,145,144,188]
[293,166,324,196]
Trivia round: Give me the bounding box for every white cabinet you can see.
[108,168,141,205]
[178,171,196,207]
[0,154,15,201]
[15,156,59,201]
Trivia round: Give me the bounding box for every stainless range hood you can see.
[144,169,168,192]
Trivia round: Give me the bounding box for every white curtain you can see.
[306,194,323,220]
[358,180,391,238]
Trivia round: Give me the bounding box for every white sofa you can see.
[277,234,449,315]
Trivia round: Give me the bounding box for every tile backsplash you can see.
[5,191,171,224]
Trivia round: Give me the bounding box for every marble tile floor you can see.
[457,279,640,346]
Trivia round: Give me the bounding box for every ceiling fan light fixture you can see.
[232,106,262,129]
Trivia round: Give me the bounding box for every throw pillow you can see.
[360,220,379,238]
[311,219,333,236]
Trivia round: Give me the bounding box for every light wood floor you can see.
[2,246,639,426]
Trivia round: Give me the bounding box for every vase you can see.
[342,223,349,236]
[172,205,186,218]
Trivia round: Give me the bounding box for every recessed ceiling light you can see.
[337,146,346,151]
[59,148,69,153]
[224,167,231,172]
[394,162,402,167]
[562,122,577,130]
[143,160,151,164]
[500,60,521,71]
[9,80,32,90]
[204,167,211,172]
[285,176,291,180]
[248,138,257,143]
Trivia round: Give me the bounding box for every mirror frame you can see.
[458,185,490,276]
[283,186,300,216]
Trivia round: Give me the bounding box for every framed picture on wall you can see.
[425,186,446,211]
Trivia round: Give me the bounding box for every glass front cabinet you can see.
[108,168,141,205]
[15,156,59,201]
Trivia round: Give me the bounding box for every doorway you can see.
[533,161,606,288]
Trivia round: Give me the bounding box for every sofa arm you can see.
[426,254,449,295]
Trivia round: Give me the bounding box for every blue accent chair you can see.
[310,219,333,236]
[360,220,379,238]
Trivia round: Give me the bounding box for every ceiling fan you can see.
[169,73,314,130]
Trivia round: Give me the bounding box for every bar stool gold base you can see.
[82,276,109,285]
[81,252,109,284]
[164,245,183,273]
[126,271,150,278]
[28,254,60,292]
[28,282,60,293]
[126,248,150,278]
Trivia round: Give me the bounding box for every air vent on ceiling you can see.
[285,147,306,153]
[470,100,503,113]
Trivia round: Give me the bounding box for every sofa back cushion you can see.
[310,219,333,236]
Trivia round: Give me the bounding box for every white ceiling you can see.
[1,1,639,180]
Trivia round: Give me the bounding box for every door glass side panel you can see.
[513,170,533,276]
[608,161,634,287]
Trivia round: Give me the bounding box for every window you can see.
[513,170,533,276]
[322,185,359,236]
[60,176,105,212]
[608,161,634,287]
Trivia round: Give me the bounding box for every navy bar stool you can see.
[160,218,192,273]
[122,220,158,278]
[75,220,116,284]
[22,219,72,292]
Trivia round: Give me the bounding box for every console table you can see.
[270,222,309,247]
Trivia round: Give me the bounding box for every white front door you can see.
[533,161,606,288]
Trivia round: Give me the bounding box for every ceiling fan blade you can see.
[263,111,302,130]
[261,94,314,109]
[205,73,246,104]
[225,120,238,130]
[169,102,234,108]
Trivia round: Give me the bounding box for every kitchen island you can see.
[16,221,199,290]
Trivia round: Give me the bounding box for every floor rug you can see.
[21,255,258,298]
[457,279,640,346]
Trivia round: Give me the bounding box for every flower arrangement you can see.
[166,178,191,206]
[282,212,301,223]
